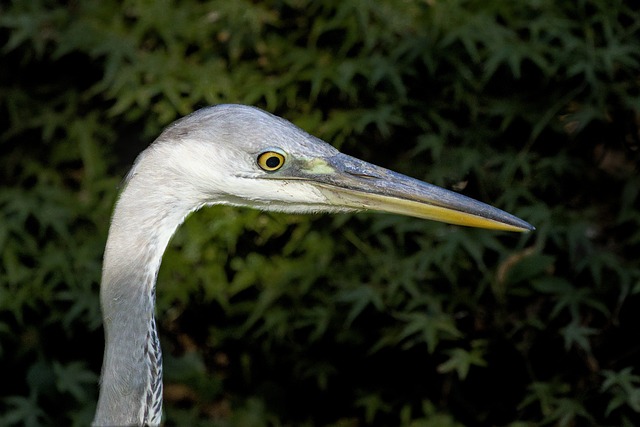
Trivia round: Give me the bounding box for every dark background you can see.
[1,1,639,426]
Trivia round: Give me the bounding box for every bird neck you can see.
[93,172,197,426]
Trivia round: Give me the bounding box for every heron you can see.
[93,104,533,426]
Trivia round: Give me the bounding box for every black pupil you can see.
[266,156,281,168]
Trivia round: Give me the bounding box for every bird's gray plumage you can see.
[94,105,345,426]
[93,104,533,426]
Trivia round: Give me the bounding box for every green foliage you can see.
[2,0,639,425]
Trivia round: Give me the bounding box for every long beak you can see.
[298,153,534,232]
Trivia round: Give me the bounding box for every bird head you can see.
[130,104,533,232]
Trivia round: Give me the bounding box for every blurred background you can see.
[1,0,639,426]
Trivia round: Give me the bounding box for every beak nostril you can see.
[346,171,380,180]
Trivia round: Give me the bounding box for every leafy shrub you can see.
[1,0,639,426]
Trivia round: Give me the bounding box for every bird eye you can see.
[257,151,286,172]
